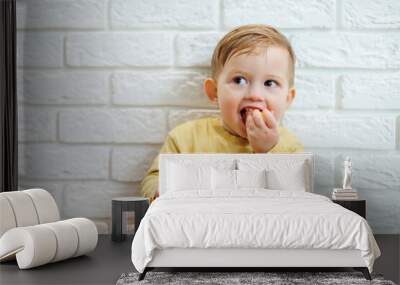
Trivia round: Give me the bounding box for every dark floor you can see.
[0,235,134,285]
[0,235,399,285]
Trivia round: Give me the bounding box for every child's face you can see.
[205,46,295,139]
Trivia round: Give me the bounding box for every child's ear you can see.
[286,87,296,109]
[204,78,218,104]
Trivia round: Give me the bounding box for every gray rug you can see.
[116,271,396,285]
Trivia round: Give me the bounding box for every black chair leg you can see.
[354,267,371,280]
[138,268,148,281]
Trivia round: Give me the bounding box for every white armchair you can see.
[0,188,98,269]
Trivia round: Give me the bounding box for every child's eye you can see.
[233,76,247,86]
[264,80,278,87]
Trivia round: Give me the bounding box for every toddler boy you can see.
[141,24,303,202]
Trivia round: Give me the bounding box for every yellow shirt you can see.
[140,116,304,201]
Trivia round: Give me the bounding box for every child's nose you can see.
[245,85,265,102]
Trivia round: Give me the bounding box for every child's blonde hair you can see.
[211,24,296,87]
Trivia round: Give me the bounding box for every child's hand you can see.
[245,108,279,153]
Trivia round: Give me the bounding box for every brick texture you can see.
[17,0,106,30]
[223,0,336,29]
[17,0,400,234]
[111,0,218,29]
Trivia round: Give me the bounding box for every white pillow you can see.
[238,159,309,192]
[166,162,212,192]
[237,169,268,188]
[212,168,236,190]
[211,168,268,191]
[266,162,307,191]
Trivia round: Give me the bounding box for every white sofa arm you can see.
[0,188,60,237]
[63,218,98,257]
[0,225,57,268]
[0,218,98,269]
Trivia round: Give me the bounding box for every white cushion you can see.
[24,189,60,223]
[0,189,98,269]
[0,218,98,269]
[0,196,16,237]
[238,159,310,192]
[266,162,307,191]
[212,168,236,190]
[0,226,57,269]
[211,169,268,192]
[166,162,212,192]
[0,189,59,235]
[237,169,268,189]
[159,154,314,194]
[65,218,98,257]
[1,192,39,227]
[42,221,79,262]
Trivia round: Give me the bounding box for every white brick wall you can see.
[59,108,168,143]
[18,70,110,105]
[110,0,218,29]
[111,71,210,106]
[66,32,174,67]
[16,0,107,29]
[17,0,400,234]
[223,0,336,29]
[292,32,400,68]
[17,32,64,67]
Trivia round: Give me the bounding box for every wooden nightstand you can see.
[332,199,366,218]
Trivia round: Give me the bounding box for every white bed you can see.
[131,153,380,281]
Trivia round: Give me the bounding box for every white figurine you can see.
[342,156,352,190]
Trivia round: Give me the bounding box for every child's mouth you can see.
[239,107,263,125]
[240,109,250,125]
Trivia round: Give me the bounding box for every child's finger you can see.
[252,109,266,128]
[261,109,277,129]
[246,112,255,130]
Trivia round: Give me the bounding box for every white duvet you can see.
[131,190,380,273]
